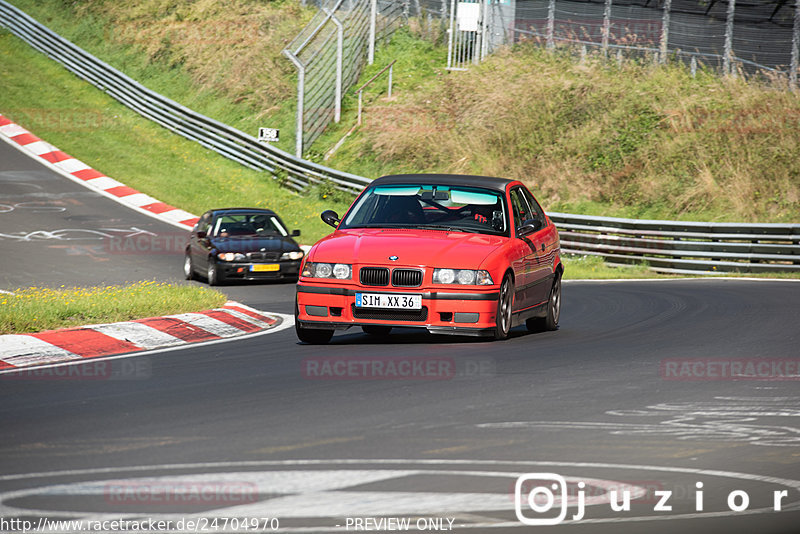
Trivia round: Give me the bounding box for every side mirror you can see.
[291,229,301,237]
[517,218,543,236]
[321,210,341,228]
[196,231,207,238]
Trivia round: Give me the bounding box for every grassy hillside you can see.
[5,0,800,224]
[7,0,312,154]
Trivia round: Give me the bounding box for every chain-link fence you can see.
[287,0,797,154]
[511,0,797,77]
[284,0,406,156]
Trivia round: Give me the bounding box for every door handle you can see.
[541,243,545,252]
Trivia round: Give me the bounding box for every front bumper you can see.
[296,283,500,336]
[218,260,300,280]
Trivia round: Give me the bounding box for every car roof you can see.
[208,207,277,216]
[371,174,517,192]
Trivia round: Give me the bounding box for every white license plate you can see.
[355,293,422,309]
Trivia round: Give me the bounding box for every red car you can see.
[295,174,562,343]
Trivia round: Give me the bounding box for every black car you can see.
[184,208,304,285]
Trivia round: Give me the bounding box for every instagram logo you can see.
[515,473,574,525]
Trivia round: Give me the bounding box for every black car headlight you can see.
[302,262,352,279]
[280,251,305,261]
[217,252,247,261]
[433,268,493,285]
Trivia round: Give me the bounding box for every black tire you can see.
[294,300,334,344]
[493,273,514,340]
[183,252,195,280]
[362,325,392,336]
[526,273,561,332]
[207,259,224,286]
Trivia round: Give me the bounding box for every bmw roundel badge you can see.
[389,255,399,261]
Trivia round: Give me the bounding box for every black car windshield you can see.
[340,184,508,236]
[211,213,288,238]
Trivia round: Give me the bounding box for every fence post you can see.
[723,0,736,75]
[546,0,556,50]
[791,0,800,89]
[660,0,671,64]
[323,8,343,124]
[602,0,612,56]
[447,0,456,68]
[368,0,377,65]
[282,50,305,158]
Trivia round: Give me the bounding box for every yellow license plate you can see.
[251,264,280,272]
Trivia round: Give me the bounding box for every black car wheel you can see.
[295,299,334,344]
[207,260,224,286]
[493,273,514,340]
[362,325,392,336]
[183,252,195,280]
[526,273,561,332]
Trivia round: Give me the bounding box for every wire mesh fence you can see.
[284,0,407,156]
[287,0,796,154]
[502,0,797,78]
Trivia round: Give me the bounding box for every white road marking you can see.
[90,322,185,350]
[118,193,161,207]
[163,312,245,338]
[0,460,796,531]
[23,141,60,156]
[84,176,125,190]
[0,123,29,137]
[0,336,79,367]
[0,313,293,377]
[52,158,91,173]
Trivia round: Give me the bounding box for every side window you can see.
[509,188,530,231]
[197,213,211,234]
[520,187,546,224]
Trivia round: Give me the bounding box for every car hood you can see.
[309,229,507,267]
[210,236,299,254]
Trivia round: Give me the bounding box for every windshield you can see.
[211,213,288,238]
[340,184,508,236]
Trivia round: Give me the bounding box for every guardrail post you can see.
[659,0,671,64]
[283,50,305,157]
[792,0,800,90]
[546,0,556,50]
[723,0,736,75]
[368,0,377,65]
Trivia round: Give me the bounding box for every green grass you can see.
[0,282,228,334]
[0,28,350,243]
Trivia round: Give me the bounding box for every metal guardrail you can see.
[1,1,798,274]
[549,213,800,274]
[0,0,372,195]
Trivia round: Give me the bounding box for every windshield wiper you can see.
[420,224,468,233]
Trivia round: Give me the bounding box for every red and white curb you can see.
[0,301,284,370]
[0,113,199,230]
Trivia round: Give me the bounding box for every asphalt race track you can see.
[1,138,800,533]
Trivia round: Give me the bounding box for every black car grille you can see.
[352,305,429,322]
[247,251,280,261]
[391,268,423,287]
[360,267,390,286]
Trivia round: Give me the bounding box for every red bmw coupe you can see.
[295,174,562,343]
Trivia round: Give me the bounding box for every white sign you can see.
[258,128,279,143]
[457,2,480,32]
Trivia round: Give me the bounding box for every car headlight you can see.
[217,252,246,261]
[280,250,305,261]
[302,262,352,279]
[433,268,493,286]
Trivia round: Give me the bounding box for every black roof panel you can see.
[371,174,516,192]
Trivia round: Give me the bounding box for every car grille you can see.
[247,252,281,261]
[352,305,429,322]
[360,267,389,286]
[391,268,423,287]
